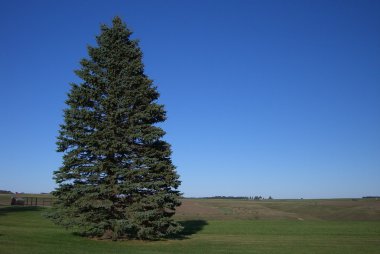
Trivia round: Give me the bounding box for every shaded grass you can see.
[1,205,380,254]
[177,220,208,238]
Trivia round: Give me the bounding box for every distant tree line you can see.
[0,190,13,194]
[200,196,274,200]
[362,196,380,199]
[204,196,249,199]
[250,196,273,200]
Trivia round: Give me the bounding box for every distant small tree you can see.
[50,17,182,240]
[268,196,273,200]
[0,190,13,194]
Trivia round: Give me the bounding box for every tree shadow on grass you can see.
[70,220,209,240]
[168,220,208,240]
[69,220,208,241]
[0,206,45,216]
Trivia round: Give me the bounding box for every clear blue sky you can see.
[1,0,379,198]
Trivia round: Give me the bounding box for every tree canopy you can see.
[50,17,182,240]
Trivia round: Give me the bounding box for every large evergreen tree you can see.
[50,17,182,240]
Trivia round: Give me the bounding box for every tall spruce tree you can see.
[50,17,182,240]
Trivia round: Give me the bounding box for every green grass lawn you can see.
[1,204,380,254]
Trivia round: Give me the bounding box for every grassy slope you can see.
[1,199,380,254]
[177,198,380,221]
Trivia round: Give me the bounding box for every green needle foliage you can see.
[50,17,182,240]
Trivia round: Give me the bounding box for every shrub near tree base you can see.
[49,17,182,240]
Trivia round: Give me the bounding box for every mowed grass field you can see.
[1,195,380,254]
